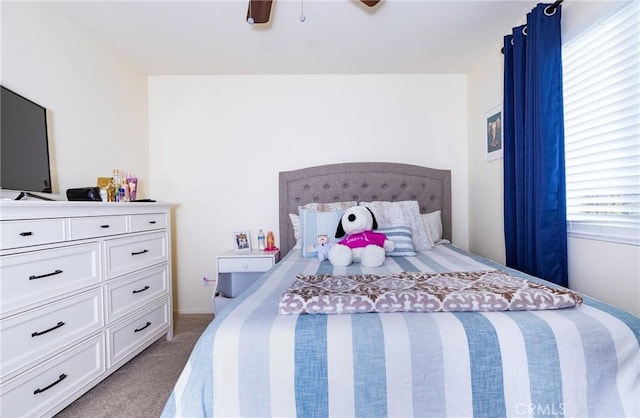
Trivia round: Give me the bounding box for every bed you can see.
[162,162,639,418]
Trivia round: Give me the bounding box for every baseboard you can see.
[173,309,214,314]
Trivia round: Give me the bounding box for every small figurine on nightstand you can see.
[265,231,278,251]
[307,233,334,261]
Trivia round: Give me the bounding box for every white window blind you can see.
[562,1,640,245]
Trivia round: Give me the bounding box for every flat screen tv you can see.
[1,85,54,200]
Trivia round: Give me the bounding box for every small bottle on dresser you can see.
[257,229,266,250]
[112,169,121,202]
[121,179,130,202]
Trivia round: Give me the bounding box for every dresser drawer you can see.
[218,256,274,273]
[0,289,103,379]
[105,232,168,279]
[105,265,169,323]
[130,213,167,232]
[1,219,65,250]
[107,299,170,368]
[69,215,128,240]
[0,334,105,418]
[0,243,101,316]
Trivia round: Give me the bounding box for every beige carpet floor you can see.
[55,313,213,418]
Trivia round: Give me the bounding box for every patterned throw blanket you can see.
[279,270,583,315]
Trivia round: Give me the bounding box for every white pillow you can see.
[377,226,416,256]
[289,213,302,250]
[360,200,433,250]
[421,210,444,244]
[299,209,344,258]
[289,201,357,252]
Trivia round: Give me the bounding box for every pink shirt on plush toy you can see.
[339,231,387,249]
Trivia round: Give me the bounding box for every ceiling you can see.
[47,0,538,75]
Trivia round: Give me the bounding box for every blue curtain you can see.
[503,3,568,287]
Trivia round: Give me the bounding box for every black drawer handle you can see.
[32,321,65,337]
[100,224,110,229]
[134,321,151,333]
[34,373,67,395]
[132,285,150,294]
[131,249,149,256]
[149,221,157,224]
[19,231,34,237]
[29,269,63,280]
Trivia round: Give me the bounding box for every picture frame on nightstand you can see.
[232,231,251,251]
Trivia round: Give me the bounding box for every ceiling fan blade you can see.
[247,0,273,24]
[360,0,381,6]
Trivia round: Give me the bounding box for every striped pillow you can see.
[290,201,358,252]
[299,208,345,258]
[378,226,416,256]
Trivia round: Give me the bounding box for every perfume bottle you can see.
[121,179,130,202]
[266,231,276,251]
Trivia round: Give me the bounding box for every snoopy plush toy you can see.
[328,206,395,267]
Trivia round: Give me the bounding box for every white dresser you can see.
[0,201,174,418]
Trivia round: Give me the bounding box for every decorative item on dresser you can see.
[0,200,174,418]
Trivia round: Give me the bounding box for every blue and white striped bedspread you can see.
[162,243,640,418]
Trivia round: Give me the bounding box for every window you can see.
[562,1,640,245]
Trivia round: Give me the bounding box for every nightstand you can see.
[216,250,280,297]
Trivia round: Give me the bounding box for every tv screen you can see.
[1,86,53,197]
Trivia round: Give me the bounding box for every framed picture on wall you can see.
[485,104,503,161]
[233,231,251,251]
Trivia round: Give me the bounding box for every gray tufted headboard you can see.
[279,162,452,255]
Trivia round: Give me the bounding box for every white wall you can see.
[467,0,639,316]
[148,75,469,313]
[466,44,505,265]
[0,2,149,199]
